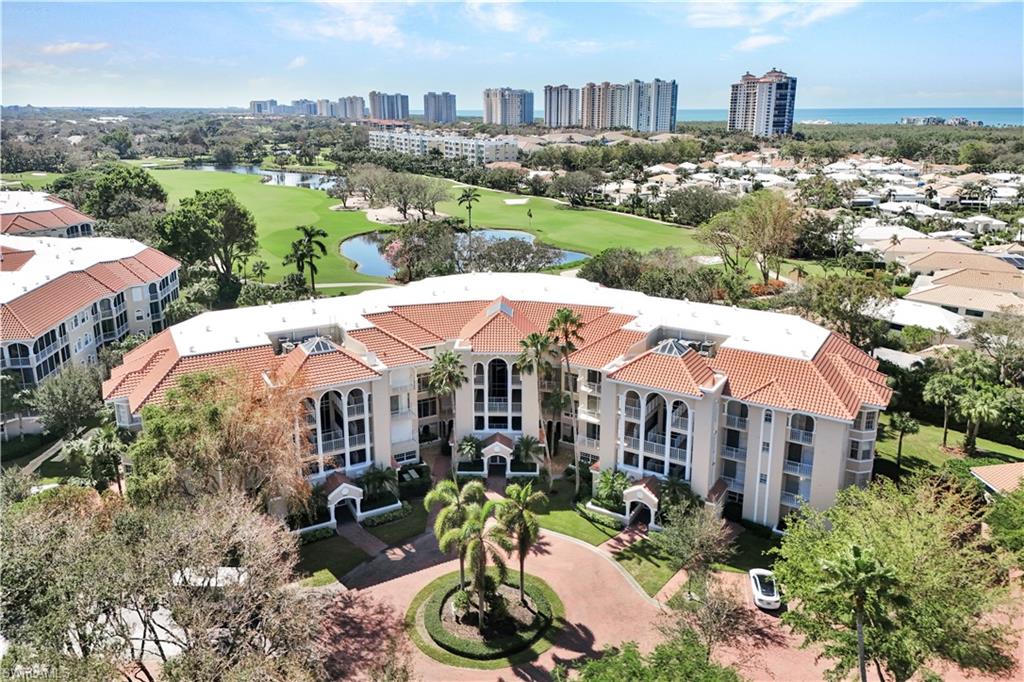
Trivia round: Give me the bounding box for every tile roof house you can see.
[0,191,96,238]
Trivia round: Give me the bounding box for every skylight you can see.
[654,338,691,357]
[301,337,335,355]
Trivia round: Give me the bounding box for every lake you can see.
[341,229,586,278]
[190,164,336,190]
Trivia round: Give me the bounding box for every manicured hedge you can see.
[423,575,554,660]
[457,459,485,473]
[362,500,412,527]
[297,527,335,545]
[398,463,432,498]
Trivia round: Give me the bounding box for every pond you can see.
[341,229,587,278]
[189,164,336,190]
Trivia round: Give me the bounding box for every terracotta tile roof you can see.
[709,333,891,420]
[481,432,515,450]
[904,252,1018,274]
[390,300,489,339]
[569,329,646,369]
[970,462,1024,494]
[104,331,177,400]
[459,297,543,353]
[932,269,1024,294]
[1,205,94,235]
[608,343,717,397]
[271,340,380,390]
[348,327,430,368]
[577,312,636,345]
[905,285,1024,314]
[363,310,443,347]
[0,245,35,271]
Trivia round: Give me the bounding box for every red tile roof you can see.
[363,310,443,347]
[609,346,717,397]
[271,341,379,389]
[0,245,35,271]
[570,329,647,369]
[1,204,94,235]
[390,301,489,340]
[348,327,430,368]
[970,462,1024,494]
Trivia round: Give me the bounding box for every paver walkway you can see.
[336,521,387,556]
[598,524,647,557]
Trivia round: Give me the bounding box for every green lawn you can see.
[1,171,63,189]
[874,413,1024,479]
[365,499,429,546]
[713,531,781,574]
[613,537,678,596]
[534,479,620,546]
[295,535,371,587]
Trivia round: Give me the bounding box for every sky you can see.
[2,1,1022,109]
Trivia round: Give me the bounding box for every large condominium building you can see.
[291,99,318,116]
[580,79,677,132]
[104,273,890,530]
[482,88,534,126]
[728,69,798,137]
[336,96,366,120]
[368,131,517,164]
[543,85,581,128]
[368,92,410,120]
[2,234,180,387]
[423,92,457,124]
[249,99,277,115]
[1,192,96,238]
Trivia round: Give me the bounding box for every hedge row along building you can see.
[103,273,891,531]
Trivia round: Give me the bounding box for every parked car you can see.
[748,568,781,610]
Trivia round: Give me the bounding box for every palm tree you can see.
[888,412,919,481]
[358,465,398,501]
[513,434,544,472]
[443,500,512,631]
[923,374,958,448]
[516,332,555,483]
[285,224,328,292]
[425,478,487,588]
[958,386,1003,454]
[458,435,481,463]
[541,385,570,470]
[64,425,126,494]
[457,187,481,229]
[818,545,908,682]
[428,350,467,456]
[791,263,809,282]
[547,308,585,495]
[497,481,547,604]
[251,259,269,284]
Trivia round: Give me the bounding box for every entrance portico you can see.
[624,477,661,529]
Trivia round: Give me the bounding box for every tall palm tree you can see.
[513,435,544,473]
[516,332,555,483]
[541,389,570,465]
[251,259,269,284]
[888,412,919,481]
[818,545,908,682]
[443,500,512,631]
[547,308,585,495]
[425,478,487,588]
[497,481,547,604]
[358,465,398,500]
[457,187,481,229]
[428,350,467,455]
[287,224,328,292]
[958,386,1003,454]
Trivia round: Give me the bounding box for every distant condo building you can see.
[249,99,277,115]
[368,130,517,165]
[482,88,534,126]
[543,85,581,128]
[728,69,797,137]
[580,79,677,132]
[291,99,318,116]
[250,96,363,118]
[336,96,366,120]
[423,92,457,124]
[368,91,410,120]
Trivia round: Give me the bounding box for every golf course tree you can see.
[425,478,487,588]
[547,308,585,495]
[773,475,1016,682]
[497,481,547,604]
[157,188,258,297]
[283,224,328,293]
[64,425,128,493]
[457,186,480,228]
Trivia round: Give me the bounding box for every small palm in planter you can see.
[359,465,398,503]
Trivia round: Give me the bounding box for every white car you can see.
[748,569,781,610]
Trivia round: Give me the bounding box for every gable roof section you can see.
[0,245,35,271]
[271,339,380,390]
[970,462,1024,494]
[0,205,94,235]
[608,342,717,397]
[904,252,1018,274]
[348,326,430,368]
[570,328,647,369]
[905,285,1024,314]
[390,300,489,340]
[362,310,443,348]
[931,269,1024,294]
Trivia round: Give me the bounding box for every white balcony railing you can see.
[347,404,366,418]
[721,445,747,461]
[788,427,814,445]
[623,405,641,420]
[671,416,689,431]
[645,432,666,445]
[722,475,744,492]
[724,414,748,430]
[578,436,601,451]
[539,379,558,391]
[321,432,346,453]
[578,407,600,421]
[781,491,806,507]
[488,399,509,412]
[348,433,367,449]
[643,439,664,454]
[581,380,601,393]
[783,459,814,477]
[668,446,687,462]
[622,436,640,451]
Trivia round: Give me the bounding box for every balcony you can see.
[390,406,413,419]
[724,414,748,430]
[721,445,747,462]
[788,427,814,445]
[34,335,69,360]
[780,491,805,508]
[347,404,366,419]
[849,426,877,440]
[669,446,687,462]
[488,399,509,412]
[845,458,873,475]
[581,380,601,393]
[623,405,641,421]
[722,475,744,493]
[539,379,558,391]
[671,415,689,431]
[578,436,601,451]
[622,435,640,451]
[643,439,664,455]
[4,356,32,368]
[578,407,600,421]
[348,433,368,449]
[783,458,814,477]
[321,431,346,453]
[390,379,414,393]
[473,375,485,386]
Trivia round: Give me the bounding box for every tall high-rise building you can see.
[316,99,332,117]
[482,88,534,126]
[543,85,580,128]
[336,96,366,120]
[423,91,457,124]
[625,78,678,133]
[249,99,277,115]
[728,69,797,137]
[368,91,410,120]
[291,99,317,115]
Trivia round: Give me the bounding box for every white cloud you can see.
[281,2,406,47]
[287,55,307,69]
[464,0,550,43]
[682,1,860,29]
[41,41,110,55]
[735,34,788,51]
[786,2,860,27]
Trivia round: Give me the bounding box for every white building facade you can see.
[482,88,535,126]
[368,130,517,164]
[543,85,581,128]
[423,92,457,124]
[728,69,798,137]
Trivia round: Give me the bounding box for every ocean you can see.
[434,107,1023,126]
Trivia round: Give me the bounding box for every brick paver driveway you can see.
[333,529,663,681]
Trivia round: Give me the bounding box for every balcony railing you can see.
[722,475,744,492]
[622,435,640,451]
[488,399,509,412]
[643,439,664,454]
[578,436,601,451]
[4,356,32,368]
[780,491,806,508]
[645,432,666,445]
[845,458,873,475]
[390,406,413,418]
[348,433,368,449]
[788,427,814,445]
[539,380,558,391]
[724,414,748,430]
[347,404,366,419]
[669,446,687,462]
[643,460,665,475]
[321,432,346,453]
[783,459,814,477]
[579,407,600,420]
[390,380,414,393]
[581,380,601,393]
[623,405,641,420]
[671,416,689,431]
[721,445,747,462]
[33,335,69,360]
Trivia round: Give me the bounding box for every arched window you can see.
[487,358,509,397]
[671,400,689,429]
[764,409,773,423]
[790,414,815,432]
[644,393,666,441]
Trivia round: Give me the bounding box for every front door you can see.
[488,455,505,475]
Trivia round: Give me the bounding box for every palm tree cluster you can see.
[425,478,547,632]
[283,224,328,293]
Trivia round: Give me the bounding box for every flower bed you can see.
[362,491,400,512]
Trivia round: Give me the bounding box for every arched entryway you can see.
[623,477,662,530]
[628,501,653,526]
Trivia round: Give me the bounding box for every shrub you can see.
[398,463,432,498]
[593,470,629,511]
[423,575,554,660]
[362,500,412,527]
[297,527,335,545]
